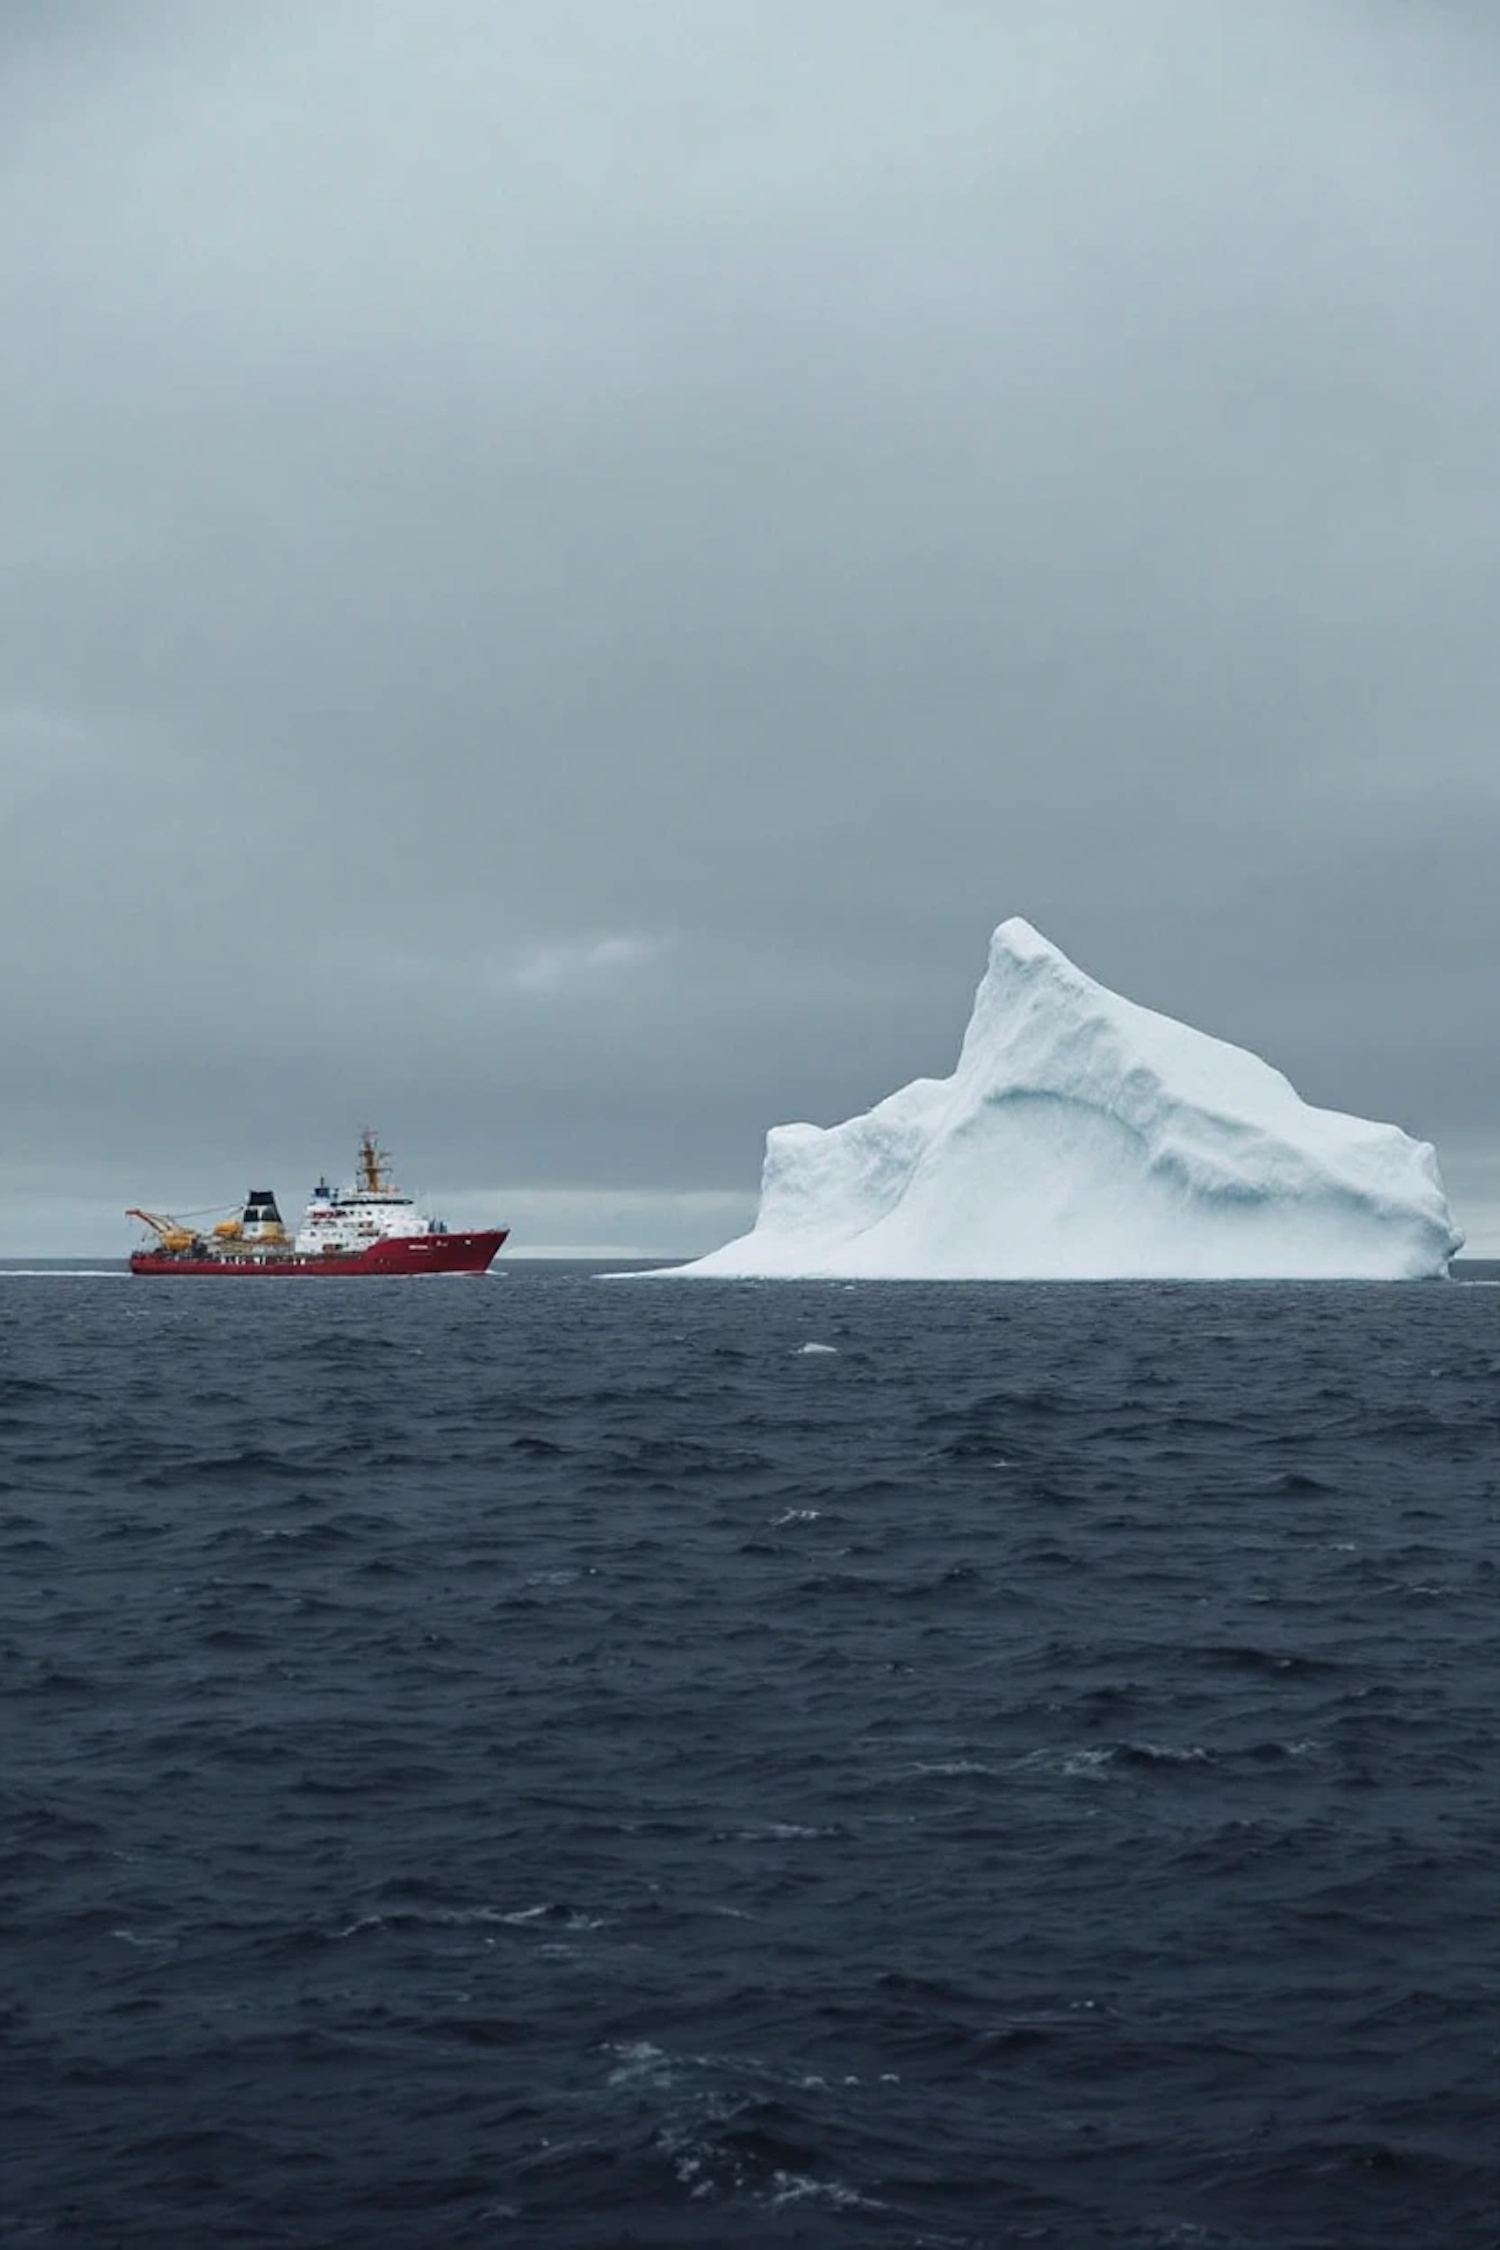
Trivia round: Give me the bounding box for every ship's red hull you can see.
[129,1230,508,1277]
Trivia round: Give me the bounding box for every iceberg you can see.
[671,919,1461,1281]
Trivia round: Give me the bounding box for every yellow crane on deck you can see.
[124,1210,200,1254]
[125,1205,236,1254]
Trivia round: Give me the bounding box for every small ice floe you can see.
[604,2039,676,2089]
[795,1341,838,1356]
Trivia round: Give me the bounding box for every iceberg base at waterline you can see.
[665,919,1461,1282]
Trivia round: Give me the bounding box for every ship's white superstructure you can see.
[291,1132,451,1256]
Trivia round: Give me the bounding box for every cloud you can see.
[506,934,665,996]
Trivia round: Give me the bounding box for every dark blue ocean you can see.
[2,1263,1498,2250]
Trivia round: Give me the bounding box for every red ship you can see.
[127,1132,508,1277]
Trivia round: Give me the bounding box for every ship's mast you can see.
[357,1129,392,1195]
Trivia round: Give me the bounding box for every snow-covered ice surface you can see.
[670,919,1462,1281]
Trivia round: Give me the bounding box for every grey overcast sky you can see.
[4,0,1499,1255]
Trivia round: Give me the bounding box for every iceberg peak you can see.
[672,919,1461,1281]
